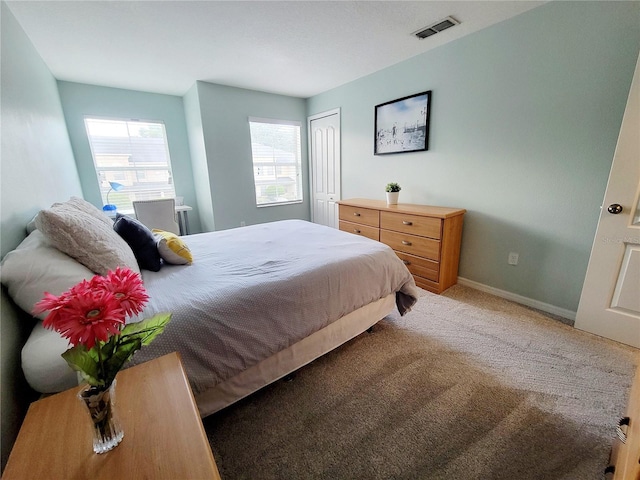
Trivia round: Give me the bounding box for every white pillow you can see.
[0,231,95,320]
[153,229,193,265]
[22,322,79,393]
[35,201,140,275]
[26,214,38,234]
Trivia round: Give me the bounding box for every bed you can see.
[2,214,418,417]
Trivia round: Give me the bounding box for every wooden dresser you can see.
[338,198,465,294]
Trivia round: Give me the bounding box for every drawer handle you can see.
[616,417,630,443]
[403,260,411,266]
[401,240,412,246]
[354,229,361,234]
[402,221,413,225]
[353,212,361,217]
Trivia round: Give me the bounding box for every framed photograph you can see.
[374,90,431,155]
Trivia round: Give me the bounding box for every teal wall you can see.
[57,80,309,234]
[2,0,637,467]
[193,81,309,230]
[308,1,640,313]
[0,2,81,470]
[1,8,82,257]
[57,81,203,234]
[183,84,215,232]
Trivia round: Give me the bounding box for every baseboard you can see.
[457,277,577,322]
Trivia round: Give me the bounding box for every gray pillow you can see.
[65,196,114,229]
[35,201,140,275]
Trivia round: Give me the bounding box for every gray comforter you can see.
[130,219,418,395]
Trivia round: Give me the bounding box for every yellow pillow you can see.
[152,229,193,265]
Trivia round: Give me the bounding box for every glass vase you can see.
[78,379,124,454]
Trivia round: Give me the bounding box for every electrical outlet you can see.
[508,252,519,265]
[240,221,246,227]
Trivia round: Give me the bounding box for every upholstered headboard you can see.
[0,228,41,470]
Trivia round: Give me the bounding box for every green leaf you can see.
[100,313,172,385]
[120,312,172,347]
[61,345,102,387]
[102,338,144,386]
[100,334,119,359]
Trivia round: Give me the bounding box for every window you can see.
[249,118,303,206]
[85,117,176,211]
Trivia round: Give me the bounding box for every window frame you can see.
[84,116,176,212]
[248,116,303,208]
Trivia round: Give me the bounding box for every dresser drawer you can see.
[339,205,379,227]
[395,251,439,282]
[339,221,380,241]
[413,276,441,294]
[381,230,441,261]
[380,211,441,239]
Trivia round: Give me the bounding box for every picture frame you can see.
[374,90,431,155]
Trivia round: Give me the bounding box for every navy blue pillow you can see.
[113,214,162,272]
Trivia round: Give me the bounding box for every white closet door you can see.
[308,109,341,228]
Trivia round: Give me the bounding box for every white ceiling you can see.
[6,1,545,98]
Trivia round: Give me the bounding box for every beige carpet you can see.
[204,285,638,480]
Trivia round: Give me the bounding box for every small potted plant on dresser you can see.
[385,182,401,205]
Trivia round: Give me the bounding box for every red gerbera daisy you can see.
[49,289,125,349]
[35,279,98,325]
[34,267,170,389]
[33,292,65,316]
[34,292,67,328]
[98,267,149,317]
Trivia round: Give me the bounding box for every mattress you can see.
[22,220,418,404]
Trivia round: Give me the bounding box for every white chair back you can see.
[133,199,180,235]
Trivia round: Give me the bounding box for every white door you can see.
[575,55,640,348]
[308,109,341,228]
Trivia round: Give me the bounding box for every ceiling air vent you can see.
[413,16,460,40]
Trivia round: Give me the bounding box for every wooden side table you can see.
[3,352,221,479]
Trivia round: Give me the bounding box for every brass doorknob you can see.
[607,204,623,214]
